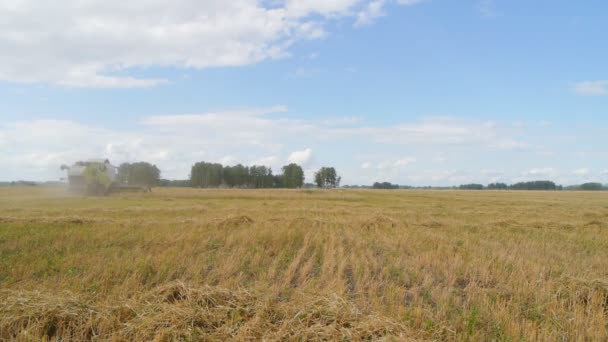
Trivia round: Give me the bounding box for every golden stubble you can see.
[0,186,606,340]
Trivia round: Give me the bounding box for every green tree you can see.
[190,162,222,188]
[459,184,484,190]
[373,182,399,189]
[510,181,557,191]
[314,167,340,188]
[281,163,305,188]
[487,183,508,190]
[579,182,603,191]
[249,165,275,188]
[118,162,160,187]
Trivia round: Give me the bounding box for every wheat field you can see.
[0,186,607,341]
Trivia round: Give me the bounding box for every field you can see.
[1,186,607,341]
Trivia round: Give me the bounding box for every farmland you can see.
[0,186,607,340]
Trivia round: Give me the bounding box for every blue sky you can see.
[0,0,607,185]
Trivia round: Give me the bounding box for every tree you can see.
[487,183,508,190]
[314,167,340,188]
[249,165,275,188]
[579,182,604,191]
[118,162,160,187]
[509,180,557,191]
[373,182,399,189]
[190,161,279,188]
[281,163,305,188]
[459,183,484,190]
[190,162,223,188]
[223,164,249,188]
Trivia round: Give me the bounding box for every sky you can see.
[0,0,607,186]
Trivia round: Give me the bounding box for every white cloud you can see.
[0,113,513,182]
[480,169,505,183]
[252,156,280,169]
[572,168,590,176]
[319,117,362,126]
[354,157,415,184]
[575,81,608,95]
[407,170,472,185]
[219,155,238,165]
[489,140,531,151]
[432,155,447,163]
[288,148,313,166]
[481,169,503,177]
[355,0,386,27]
[397,0,424,5]
[394,158,416,167]
[355,0,424,27]
[142,106,288,125]
[476,0,496,18]
[284,0,361,18]
[1,111,589,185]
[522,168,557,178]
[0,0,424,88]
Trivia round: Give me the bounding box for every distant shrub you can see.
[579,182,604,191]
[487,182,508,190]
[372,182,399,189]
[459,184,484,190]
[510,181,557,191]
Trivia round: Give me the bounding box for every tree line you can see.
[118,162,161,187]
[190,162,304,188]
[369,181,559,191]
[112,161,345,189]
[369,180,606,191]
[565,182,607,191]
[459,181,563,190]
[458,181,561,190]
[109,162,607,191]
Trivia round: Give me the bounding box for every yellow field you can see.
[1,187,607,341]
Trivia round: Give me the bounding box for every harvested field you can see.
[0,186,607,340]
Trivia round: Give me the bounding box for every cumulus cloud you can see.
[476,0,496,18]
[142,106,289,125]
[252,156,280,168]
[0,112,481,181]
[575,81,608,96]
[355,0,386,27]
[407,170,473,185]
[359,158,414,170]
[522,168,558,179]
[0,111,585,184]
[219,155,238,165]
[288,148,314,166]
[397,0,424,5]
[489,140,531,151]
[354,157,415,184]
[572,168,590,176]
[354,0,424,27]
[0,0,423,88]
[574,81,608,95]
[393,158,416,167]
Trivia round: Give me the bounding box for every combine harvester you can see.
[61,159,149,196]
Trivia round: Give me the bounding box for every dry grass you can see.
[0,186,607,340]
[1,282,409,341]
